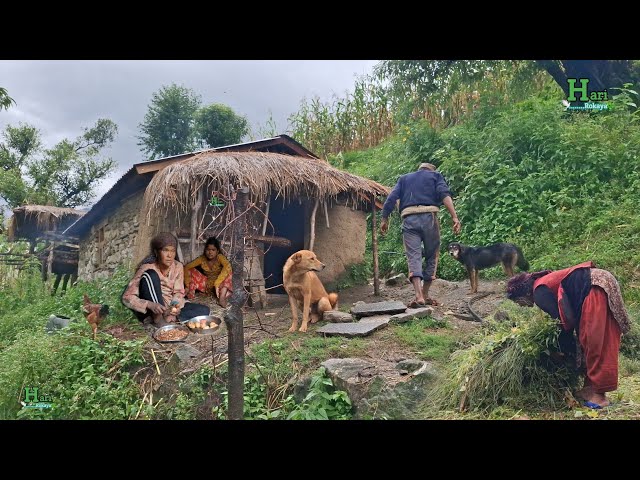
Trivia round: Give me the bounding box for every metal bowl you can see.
[181,315,222,335]
[153,324,190,343]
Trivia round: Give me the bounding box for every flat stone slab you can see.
[350,301,407,318]
[175,344,202,362]
[358,314,391,324]
[324,311,354,323]
[390,307,434,323]
[316,319,389,337]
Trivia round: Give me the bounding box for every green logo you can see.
[21,386,53,409]
[209,195,225,208]
[565,78,609,111]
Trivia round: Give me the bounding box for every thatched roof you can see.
[65,135,321,238]
[8,205,85,241]
[144,151,390,213]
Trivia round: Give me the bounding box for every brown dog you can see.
[283,250,338,332]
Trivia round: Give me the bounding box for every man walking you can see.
[380,162,461,306]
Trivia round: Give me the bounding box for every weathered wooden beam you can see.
[372,194,380,296]
[190,190,203,260]
[224,186,249,420]
[324,201,330,229]
[261,197,270,236]
[309,199,319,251]
[37,231,80,243]
[246,235,291,248]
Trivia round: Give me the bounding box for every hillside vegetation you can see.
[1,62,639,419]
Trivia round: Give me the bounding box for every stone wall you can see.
[78,191,144,281]
[78,192,370,285]
[311,203,367,283]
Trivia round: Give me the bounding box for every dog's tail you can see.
[515,246,529,271]
[328,292,339,309]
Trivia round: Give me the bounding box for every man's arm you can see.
[380,179,402,235]
[442,196,462,235]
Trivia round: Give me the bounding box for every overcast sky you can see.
[0,60,379,210]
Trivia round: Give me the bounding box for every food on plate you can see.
[155,328,188,342]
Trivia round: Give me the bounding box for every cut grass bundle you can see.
[430,302,581,413]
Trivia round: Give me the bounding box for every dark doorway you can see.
[263,195,305,294]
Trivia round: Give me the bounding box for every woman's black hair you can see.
[204,236,223,255]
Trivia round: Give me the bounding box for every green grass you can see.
[392,317,456,361]
[250,336,367,374]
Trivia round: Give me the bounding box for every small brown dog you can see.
[283,250,338,332]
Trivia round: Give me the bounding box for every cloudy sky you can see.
[0,60,378,209]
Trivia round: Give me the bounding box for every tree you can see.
[535,60,640,97]
[194,104,248,148]
[136,84,202,159]
[137,84,250,160]
[375,60,502,100]
[0,87,15,111]
[377,60,640,102]
[0,119,117,208]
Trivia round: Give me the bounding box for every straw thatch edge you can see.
[7,205,85,241]
[143,151,389,218]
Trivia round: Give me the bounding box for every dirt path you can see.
[124,276,511,380]
[335,277,508,334]
[203,277,507,349]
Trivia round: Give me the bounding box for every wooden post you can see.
[261,197,270,236]
[46,248,54,283]
[224,186,249,420]
[52,274,62,295]
[371,194,380,296]
[61,273,71,293]
[190,189,203,261]
[324,201,330,228]
[309,199,319,251]
[41,255,47,281]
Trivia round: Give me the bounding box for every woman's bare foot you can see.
[576,386,610,407]
[575,386,594,402]
[586,393,610,407]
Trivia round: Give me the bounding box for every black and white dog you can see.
[448,242,529,293]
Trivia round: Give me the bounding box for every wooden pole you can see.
[324,201,330,228]
[46,248,54,283]
[190,189,203,261]
[309,199,319,251]
[371,194,380,296]
[261,196,270,236]
[224,186,249,420]
[61,273,71,293]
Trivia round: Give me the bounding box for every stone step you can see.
[323,311,354,323]
[358,314,391,324]
[390,307,433,323]
[316,319,389,337]
[350,300,407,318]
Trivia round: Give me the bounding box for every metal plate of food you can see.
[153,324,190,343]
[181,315,222,335]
